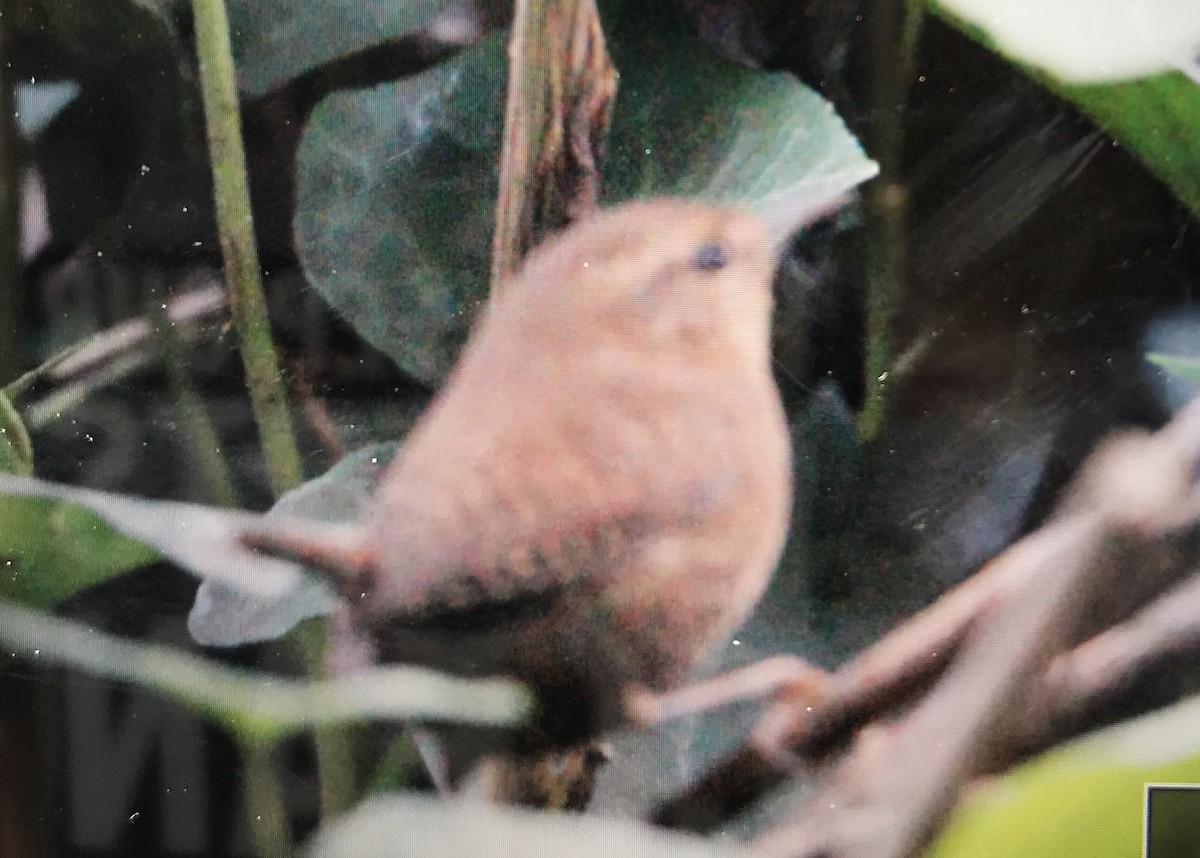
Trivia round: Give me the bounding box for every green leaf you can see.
[932,0,1200,83]
[1148,351,1200,383]
[603,2,878,210]
[925,694,1200,858]
[1054,73,1200,212]
[293,33,505,384]
[932,5,1200,211]
[0,496,157,606]
[293,13,876,384]
[226,0,462,96]
[0,393,32,476]
[0,473,308,608]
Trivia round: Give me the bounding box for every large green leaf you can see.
[925,694,1200,857]
[603,2,878,208]
[932,3,1200,210]
[293,34,505,385]
[293,11,876,384]
[0,497,157,607]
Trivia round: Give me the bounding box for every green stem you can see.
[243,742,292,858]
[0,20,21,384]
[147,284,239,507]
[858,1,924,442]
[190,0,303,496]
[291,620,356,820]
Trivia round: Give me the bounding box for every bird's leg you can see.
[624,655,830,725]
[409,727,457,797]
[474,744,613,810]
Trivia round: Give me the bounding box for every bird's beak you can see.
[758,187,856,255]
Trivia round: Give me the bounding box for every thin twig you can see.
[18,285,228,430]
[660,402,1200,842]
[491,0,550,291]
[22,352,155,430]
[654,524,1039,830]
[191,0,303,496]
[753,403,1200,858]
[0,601,532,744]
[288,357,345,462]
[1013,561,1200,764]
[4,282,227,401]
[754,515,1111,858]
[289,620,356,821]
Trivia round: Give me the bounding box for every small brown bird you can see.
[244,197,836,778]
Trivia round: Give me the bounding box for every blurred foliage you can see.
[189,444,397,646]
[927,694,1200,858]
[294,2,875,383]
[1,0,1200,855]
[0,471,320,608]
[933,0,1200,82]
[0,600,530,743]
[1148,352,1200,383]
[0,392,32,475]
[931,1,1200,211]
[0,490,159,607]
[307,794,756,858]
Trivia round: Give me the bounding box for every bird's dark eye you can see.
[690,242,728,272]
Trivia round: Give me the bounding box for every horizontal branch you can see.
[0,601,531,744]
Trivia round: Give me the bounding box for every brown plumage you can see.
[245,198,808,764]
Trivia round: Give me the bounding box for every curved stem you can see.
[190,0,303,496]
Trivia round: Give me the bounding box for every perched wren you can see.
[244,197,839,761]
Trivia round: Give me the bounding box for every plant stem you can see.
[0,20,21,384]
[190,0,303,496]
[291,620,356,820]
[243,742,292,858]
[858,1,924,441]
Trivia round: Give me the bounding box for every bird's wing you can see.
[361,376,744,620]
